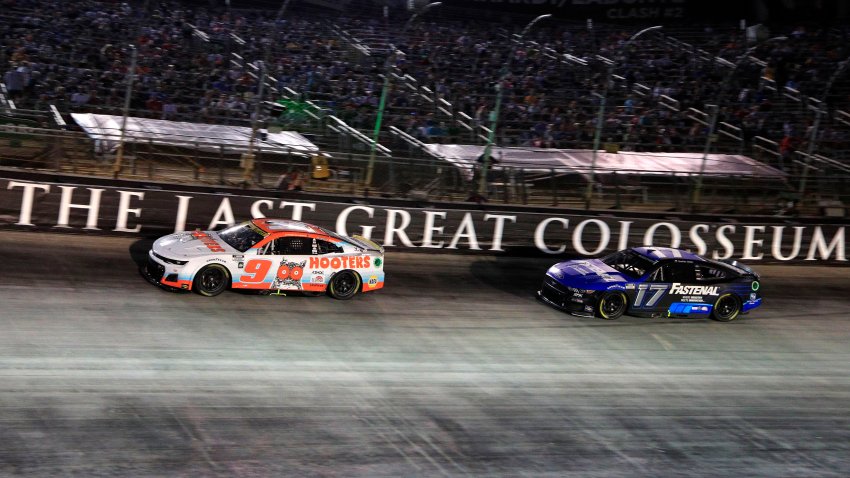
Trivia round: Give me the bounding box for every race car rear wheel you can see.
[328,270,360,300]
[597,291,627,320]
[193,264,230,297]
[711,293,741,322]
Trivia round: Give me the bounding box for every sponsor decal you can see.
[301,282,325,292]
[374,257,382,268]
[367,275,379,288]
[670,283,719,296]
[669,303,712,314]
[309,256,371,269]
[205,258,225,263]
[272,259,306,290]
[313,275,324,283]
[192,231,226,252]
[750,292,757,301]
[626,283,635,289]
[570,261,606,275]
[568,261,621,282]
[584,305,594,313]
[751,281,760,291]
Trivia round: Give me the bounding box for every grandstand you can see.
[2,0,849,215]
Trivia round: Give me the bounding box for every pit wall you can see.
[1,172,847,264]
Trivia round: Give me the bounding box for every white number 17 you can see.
[634,284,668,308]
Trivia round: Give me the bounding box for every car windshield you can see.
[217,222,267,252]
[601,250,656,279]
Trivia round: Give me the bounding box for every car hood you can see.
[547,259,630,288]
[152,231,236,259]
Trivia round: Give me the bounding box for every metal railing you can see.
[3,121,849,217]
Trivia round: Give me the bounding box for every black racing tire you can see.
[711,293,741,322]
[193,264,230,297]
[596,291,627,320]
[328,270,361,300]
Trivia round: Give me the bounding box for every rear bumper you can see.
[742,297,762,313]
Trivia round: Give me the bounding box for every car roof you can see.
[251,218,326,235]
[630,246,706,262]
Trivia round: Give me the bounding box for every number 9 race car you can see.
[538,247,762,321]
[144,219,385,300]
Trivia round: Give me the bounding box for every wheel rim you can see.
[715,296,738,319]
[334,273,355,295]
[202,268,224,291]
[602,294,625,316]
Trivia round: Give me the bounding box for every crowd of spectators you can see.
[3,0,850,168]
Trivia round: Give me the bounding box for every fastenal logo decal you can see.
[671,283,719,296]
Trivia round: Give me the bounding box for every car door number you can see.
[240,259,272,283]
[633,284,668,308]
[241,258,307,284]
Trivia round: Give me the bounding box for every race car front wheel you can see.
[597,291,627,320]
[328,270,360,300]
[711,293,741,322]
[193,264,230,297]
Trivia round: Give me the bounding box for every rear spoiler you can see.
[350,235,384,253]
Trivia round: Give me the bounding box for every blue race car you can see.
[538,247,762,321]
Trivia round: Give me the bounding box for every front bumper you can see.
[538,277,595,317]
[143,251,192,291]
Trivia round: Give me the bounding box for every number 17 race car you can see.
[144,219,385,299]
[538,247,762,321]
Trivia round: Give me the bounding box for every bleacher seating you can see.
[3,0,850,178]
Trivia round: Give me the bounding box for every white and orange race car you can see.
[144,219,385,299]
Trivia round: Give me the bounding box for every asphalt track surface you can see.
[0,230,848,477]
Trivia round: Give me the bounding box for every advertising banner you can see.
[1,177,846,264]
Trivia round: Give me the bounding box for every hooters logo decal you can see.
[192,231,226,252]
[272,259,307,290]
[309,256,371,269]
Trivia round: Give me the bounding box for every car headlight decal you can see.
[153,251,187,266]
